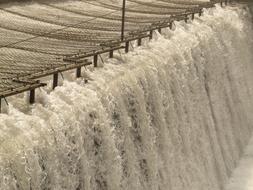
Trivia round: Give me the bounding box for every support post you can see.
[121,0,126,41]
[184,16,188,23]
[53,73,58,89]
[137,38,142,46]
[125,41,129,53]
[0,98,1,113]
[192,13,195,20]
[29,89,35,104]
[158,28,161,34]
[169,22,173,30]
[76,67,82,78]
[149,30,153,40]
[221,2,223,6]
[94,54,98,67]
[199,9,202,17]
[109,50,114,58]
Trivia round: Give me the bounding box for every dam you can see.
[0,0,253,190]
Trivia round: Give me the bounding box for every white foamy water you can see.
[225,5,253,189]
[0,5,253,190]
[226,137,253,190]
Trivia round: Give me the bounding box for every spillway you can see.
[0,4,253,190]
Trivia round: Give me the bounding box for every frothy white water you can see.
[226,137,253,190]
[0,5,253,190]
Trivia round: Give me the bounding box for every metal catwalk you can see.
[0,0,227,106]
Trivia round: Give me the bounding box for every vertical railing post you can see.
[109,50,114,58]
[76,67,82,78]
[199,9,203,17]
[125,41,129,53]
[169,22,173,30]
[137,38,142,46]
[29,89,35,104]
[149,30,153,40]
[53,73,58,89]
[121,0,126,41]
[94,54,98,67]
[184,15,188,23]
[192,13,195,20]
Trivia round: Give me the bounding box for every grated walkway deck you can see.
[0,0,227,101]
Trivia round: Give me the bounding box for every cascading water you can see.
[0,5,253,190]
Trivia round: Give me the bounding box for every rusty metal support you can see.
[94,54,98,67]
[29,89,35,104]
[137,38,142,46]
[109,50,114,58]
[53,73,58,89]
[76,67,82,78]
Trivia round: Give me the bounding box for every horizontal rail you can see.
[0,82,46,98]
[28,60,92,79]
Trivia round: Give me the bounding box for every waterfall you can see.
[0,5,253,190]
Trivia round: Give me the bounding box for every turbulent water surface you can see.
[0,5,253,190]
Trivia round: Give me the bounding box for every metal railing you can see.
[0,0,230,112]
